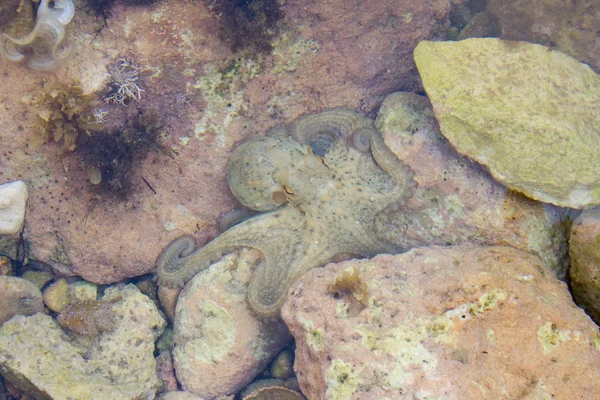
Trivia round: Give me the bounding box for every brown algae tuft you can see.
[31,80,101,151]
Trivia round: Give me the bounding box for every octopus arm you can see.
[353,127,416,205]
[247,243,336,319]
[156,207,305,289]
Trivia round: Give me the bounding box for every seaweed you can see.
[211,0,283,55]
[77,109,164,197]
[31,81,101,152]
[84,0,160,21]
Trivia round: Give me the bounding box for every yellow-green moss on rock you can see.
[414,38,600,209]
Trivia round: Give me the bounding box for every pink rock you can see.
[0,0,450,284]
[375,92,569,278]
[156,350,179,393]
[173,249,291,398]
[570,207,600,324]
[282,245,600,399]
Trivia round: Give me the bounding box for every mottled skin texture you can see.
[157,108,415,318]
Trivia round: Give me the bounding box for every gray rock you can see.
[414,38,600,208]
[375,91,569,278]
[0,276,43,325]
[0,284,165,400]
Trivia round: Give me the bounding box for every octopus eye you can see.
[272,191,286,204]
[283,185,294,195]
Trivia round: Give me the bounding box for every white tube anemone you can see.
[0,0,75,71]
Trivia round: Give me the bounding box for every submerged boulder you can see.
[0,284,165,400]
[414,38,600,208]
[282,245,600,399]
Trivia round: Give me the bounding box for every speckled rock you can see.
[173,249,291,398]
[0,0,450,285]
[0,276,43,325]
[375,91,569,278]
[282,246,600,399]
[0,284,166,400]
[570,207,600,324]
[413,38,600,208]
[487,0,600,72]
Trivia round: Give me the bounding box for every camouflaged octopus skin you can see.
[156,108,416,318]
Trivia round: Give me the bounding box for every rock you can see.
[570,207,600,324]
[156,392,203,400]
[0,180,28,259]
[0,284,166,400]
[158,285,180,322]
[67,280,98,302]
[42,278,70,312]
[173,249,291,398]
[281,246,600,399]
[375,92,569,278]
[0,180,28,236]
[156,350,178,393]
[269,349,294,380]
[21,270,54,290]
[57,299,117,337]
[0,276,43,325]
[0,256,13,276]
[486,0,600,72]
[0,0,450,285]
[241,379,305,400]
[456,11,501,40]
[413,38,600,208]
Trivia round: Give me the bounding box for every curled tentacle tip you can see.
[350,127,374,153]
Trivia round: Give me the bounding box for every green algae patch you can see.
[325,359,360,400]
[414,38,600,209]
[537,322,570,354]
[177,300,235,364]
[301,318,325,352]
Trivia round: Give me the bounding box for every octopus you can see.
[156,108,416,318]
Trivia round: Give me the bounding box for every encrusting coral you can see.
[157,108,416,318]
[0,0,75,70]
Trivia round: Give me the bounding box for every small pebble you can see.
[68,280,98,303]
[269,350,294,380]
[22,271,54,290]
[0,276,44,325]
[57,300,117,336]
[43,278,70,312]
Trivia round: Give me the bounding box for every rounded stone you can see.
[173,249,291,398]
[414,38,600,208]
[282,245,600,399]
[0,276,43,325]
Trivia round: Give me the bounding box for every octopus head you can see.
[227,135,326,211]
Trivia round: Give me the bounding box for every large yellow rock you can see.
[414,38,600,208]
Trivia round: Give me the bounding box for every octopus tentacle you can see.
[217,207,259,233]
[352,127,416,205]
[287,108,374,156]
[156,207,305,291]
[247,244,336,319]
